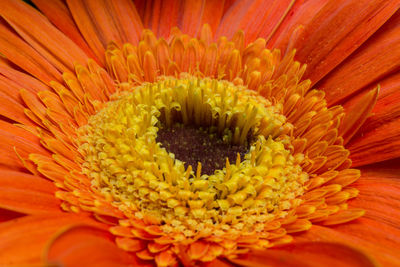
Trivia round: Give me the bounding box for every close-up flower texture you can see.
[0,0,400,266]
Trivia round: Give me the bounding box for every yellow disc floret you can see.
[78,75,308,239]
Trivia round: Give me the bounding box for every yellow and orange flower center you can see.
[78,76,309,238]
[20,28,364,266]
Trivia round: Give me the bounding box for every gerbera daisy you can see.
[0,0,399,266]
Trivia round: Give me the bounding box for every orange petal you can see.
[0,149,25,173]
[230,242,376,267]
[357,71,400,135]
[0,75,26,103]
[0,121,49,156]
[115,237,146,252]
[180,1,204,37]
[317,9,400,105]
[154,0,182,38]
[0,170,58,194]
[0,92,33,126]
[296,220,400,267]
[293,0,400,86]
[218,0,294,43]
[0,23,60,84]
[295,161,400,266]
[351,162,400,227]
[0,120,51,171]
[347,73,400,164]
[257,0,295,43]
[268,0,326,50]
[0,58,50,94]
[200,1,227,37]
[67,0,143,64]
[0,170,61,214]
[106,0,144,43]
[155,250,177,267]
[46,225,144,267]
[348,118,400,166]
[203,258,235,267]
[320,209,365,225]
[0,0,91,72]
[140,0,162,35]
[178,0,227,38]
[219,0,295,44]
[339,87,379,144]
[0,214,99,265]
[32,0,99,63]
[188,241,209,260]
[65,0,105,65]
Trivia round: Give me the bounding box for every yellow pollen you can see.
[78,75,308,237]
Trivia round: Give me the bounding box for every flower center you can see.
[156,124,249,175]
[78,75,308,237]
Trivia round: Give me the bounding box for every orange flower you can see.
[0,0,399,266]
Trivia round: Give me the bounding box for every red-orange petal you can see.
[347,72,400,166]
[199,1,227,37]
[230,242,376,267]
[294,161,400,266]
[0,23,61,84]
[296,220,400,267]
[0,214,99,265]
[180,0,204,37]
[178,0,227,38]
[203,258,235,267]
[0,58,50,94]
[0,170,61,214]
[317,9,400,105]
[0,170,58,194]
[188,241,210,260]
[154,0,182,38]
[0,186,60,215]
[348,118,400,166]
[222,0,295,44]
[351,161,400,226]
[67,0,143,64]
[155,250,176,267]
[32,0,99,63]
[218,0,295,43]
[362,72,400,131]
[0,121,51,171]
[340,87,378,144]
[0,91,32,126]
[0,0,91,72]
[46,225,144,267]
[293,0,400,86]
[267,0,327,50]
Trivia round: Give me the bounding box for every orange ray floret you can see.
[293,0,400,86]
[0,0,91,72]
[0,23,61,84]
[0,170,61,215]
[32,0,98,61]
[319,9,400,105]
[0,214,105,265]
[231,242,377,267]
[66,0,143,65]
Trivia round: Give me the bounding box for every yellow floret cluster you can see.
[78,76,308,237]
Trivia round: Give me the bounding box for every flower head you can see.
[0,0,399,266]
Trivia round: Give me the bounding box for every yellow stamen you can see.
[78,76,307,239]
